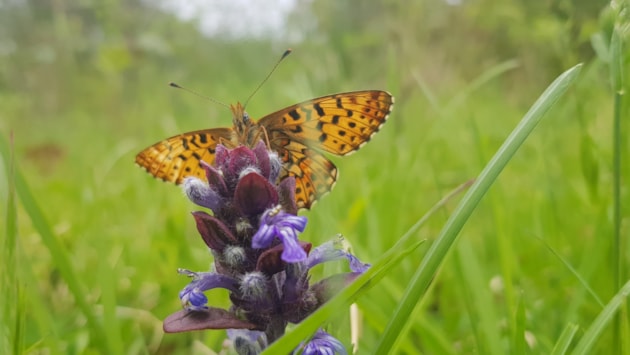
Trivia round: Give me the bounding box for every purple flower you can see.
[297,329,347,355]
[179,287,208,311]
[306,237,371,273]
[252,206,308,262]
[177,270,240,311]
[160,142,370,351]
[346,253,370,273]
[183,141,284,216]
[183,176,224,211]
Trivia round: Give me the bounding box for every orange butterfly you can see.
[136,91,393,210]
[136,46,393,209]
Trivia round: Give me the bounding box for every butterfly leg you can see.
[259,125,272,150]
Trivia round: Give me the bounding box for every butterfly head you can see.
[230,102,252,137]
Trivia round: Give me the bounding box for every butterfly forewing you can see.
[135,128,234,184]
[259,91,393,156]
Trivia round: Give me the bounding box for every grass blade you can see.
[551,323,579,355]
[571,280,630,354]
[1,133,23,354]
[0,133,107,350]
[454,240,502,355]
[374,64,583,353]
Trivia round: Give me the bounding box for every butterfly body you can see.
[136,90,394,209]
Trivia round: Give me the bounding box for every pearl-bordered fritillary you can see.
[136,90,394,209]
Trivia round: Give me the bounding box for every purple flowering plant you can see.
[162,141,370,354]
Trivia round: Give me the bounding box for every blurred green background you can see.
[1,0,628,353]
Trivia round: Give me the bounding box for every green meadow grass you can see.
[1,2,629,354]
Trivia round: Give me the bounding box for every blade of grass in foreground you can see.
[262,180,473,354]
[551,323,579,355]
[0,133,107,351]
[571,280,630,355]
[374,63,583,353]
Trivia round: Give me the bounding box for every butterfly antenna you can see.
[243,48,292,109]
[169,82,231,110]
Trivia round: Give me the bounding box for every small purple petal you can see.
[195,273,239,293]
[279,232,307,262]
[306,241,346,269]
[179,270,239,308]
[297,329,347,355]
[252,207,309,262]
[183,177,223,211]
[252,223,275,248]
[179,287,208,311]
[280,214,307,232]
[305,238,371,273]
[347,253,371,273]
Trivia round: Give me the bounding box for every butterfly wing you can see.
[136,128,234,184]
[137,91,393,209]
[258,91,393,209]
[270,133,338,209]
[259,90,394,156]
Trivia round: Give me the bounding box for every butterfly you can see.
[136,90,394,210]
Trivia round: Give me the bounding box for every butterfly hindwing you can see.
[270,132,338,209]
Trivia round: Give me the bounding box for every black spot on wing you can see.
[313,103,325,116]
[289,109,301,121]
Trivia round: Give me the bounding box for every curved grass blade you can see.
[571,280,630,354]
[551,323,579,355]
[374,63,583,353]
